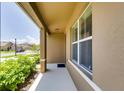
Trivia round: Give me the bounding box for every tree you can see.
[31,44,37,51]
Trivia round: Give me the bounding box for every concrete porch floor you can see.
[35,64,77,91]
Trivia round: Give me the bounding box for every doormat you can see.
[57,64,65,68]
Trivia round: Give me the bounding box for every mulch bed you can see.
[17,71,39,91]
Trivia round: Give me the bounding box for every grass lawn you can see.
[0,50,15,54]
[1,53,40,58]
[1,55,17,58]
[0,50,40,59]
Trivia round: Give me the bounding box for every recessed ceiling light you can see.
[55,28,60,31]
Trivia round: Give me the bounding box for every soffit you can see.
[35,2,78,33]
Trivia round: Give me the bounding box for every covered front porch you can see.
[17,2,100,91]
[18,2,82,91]
[1,1,124,91]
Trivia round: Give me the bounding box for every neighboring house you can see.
[11,43,33,52]
[18,43,33,50]
[0,41,13,51]
[11,45,24,52]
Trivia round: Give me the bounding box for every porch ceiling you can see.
[18,2,87,34]
[34,2,78,33]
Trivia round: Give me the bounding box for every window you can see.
[86,13,92,37]
[79,5,92,72]
[79,17,85,39]
[71,4,92,77]
[72,43,78,62]
[72,23,78,42]
[79,5,92,39]
[71,23,78,62]
[79,40,92,71]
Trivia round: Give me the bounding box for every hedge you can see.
[0,55,40,91]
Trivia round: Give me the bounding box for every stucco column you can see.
[40,28,47,73]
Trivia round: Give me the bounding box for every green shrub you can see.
[17,55,36,71]
[33,55,40,64]
[0,55,37,91]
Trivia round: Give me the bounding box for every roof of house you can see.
[18,43,33,46]
[0,41,13,47]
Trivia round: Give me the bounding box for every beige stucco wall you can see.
[92,3,124,90]
[47,33,65,63]
[66,2,124,91]
[67,61,94,91]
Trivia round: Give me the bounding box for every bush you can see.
[0,55,37,91]
[17,55,36,71]
[33,55,40,64]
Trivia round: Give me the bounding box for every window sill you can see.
[72,59,92,80]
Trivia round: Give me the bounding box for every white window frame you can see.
[71,3,92,76]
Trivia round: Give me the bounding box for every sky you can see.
[1,2,40,45]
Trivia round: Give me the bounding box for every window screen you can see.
[79,40,92,71]
[72,43,78,62]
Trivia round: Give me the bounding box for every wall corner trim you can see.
[68,59,102,91]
